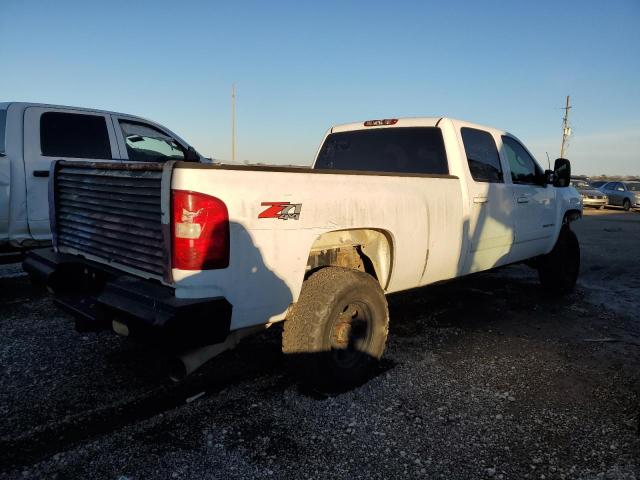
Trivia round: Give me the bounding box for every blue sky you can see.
[1,0,638,175]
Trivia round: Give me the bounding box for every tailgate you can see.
[51,160,171,282]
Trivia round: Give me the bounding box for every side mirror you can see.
[185,146,200,162]
[553,158,571,187]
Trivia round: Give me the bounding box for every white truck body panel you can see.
[171,167,463,329]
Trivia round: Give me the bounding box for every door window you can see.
[461,127,502,183]
[40,112,112,159]
[615,183,625,192]
[119,120,185,162]
[502,136,542,185]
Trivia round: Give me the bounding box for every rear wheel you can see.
[538,226,580,294]
[623,199,631,211]
[282,267,389,392]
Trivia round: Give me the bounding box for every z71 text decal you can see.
[258,202,302,220]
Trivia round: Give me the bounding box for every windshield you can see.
[0,109,6,155]
[570,180,590,189]
[626,183,640,192]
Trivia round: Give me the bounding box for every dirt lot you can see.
[1,209,639,480]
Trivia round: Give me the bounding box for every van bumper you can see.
[23,248,232,349]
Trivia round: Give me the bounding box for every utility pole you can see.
[560,95,571,158]
[231,82,237,163]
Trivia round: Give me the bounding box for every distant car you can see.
[570,179,608,209]
[597,181,638,211]
[625,182,640,209]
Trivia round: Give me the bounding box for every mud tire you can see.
[538,226,580,294]
[282,267,389,392]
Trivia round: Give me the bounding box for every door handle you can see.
[33,170,50,178]
[517,195,529,204]
[473,196,488,204]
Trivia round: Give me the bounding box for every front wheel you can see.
[282,267,389,392]
[623,199,631,211]
[538,226,580,294]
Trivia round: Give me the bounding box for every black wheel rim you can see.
[328,301,373,369]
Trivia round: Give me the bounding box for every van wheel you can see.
[623,199,631,211]
[538,226,580,294]
[282,267,389,392]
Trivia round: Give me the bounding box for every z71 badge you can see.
[259,202,302,220]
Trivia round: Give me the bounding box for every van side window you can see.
[502,136,542,185]
[315,127,448,175]
[461,127,502,183]
[40,112,111,159]
[120,120,185,162]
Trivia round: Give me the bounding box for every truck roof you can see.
[0,101,154,123]
[330,117,510,137]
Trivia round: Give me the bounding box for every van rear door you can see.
[23,107,120,240]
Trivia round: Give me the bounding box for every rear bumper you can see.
[23,248,232,349]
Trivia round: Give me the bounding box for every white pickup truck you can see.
[25,117,582,391]
[0,102,203,263]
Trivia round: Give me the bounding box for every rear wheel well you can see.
[305,229,392,289]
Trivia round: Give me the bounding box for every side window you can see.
[461,127,502,183]
[616,183,625,192]
[120,121,185,162]
[40,112,111,159]
[502,136,542,185]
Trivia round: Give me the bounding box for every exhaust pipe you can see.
[168,325,265,381]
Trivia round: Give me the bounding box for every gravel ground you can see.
[1,209,639,479]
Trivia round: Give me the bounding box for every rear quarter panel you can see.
[171,166,463,330]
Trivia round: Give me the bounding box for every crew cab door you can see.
[23,107,119,239]
[459,127,515,273]
[501,136,555,260]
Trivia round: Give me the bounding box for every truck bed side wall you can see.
[171,166,463,331]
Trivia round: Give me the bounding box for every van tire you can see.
[282,267,389,392]
[538,226,580,294]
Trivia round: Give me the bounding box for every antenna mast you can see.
[231,82,237,163]
[560,95,571,158]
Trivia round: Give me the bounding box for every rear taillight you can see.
[172,190,229,270]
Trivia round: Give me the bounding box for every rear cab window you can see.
[315,127,449,175]
[40,112,112,159]
[461,127,502,183]
[0,108,7,156]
